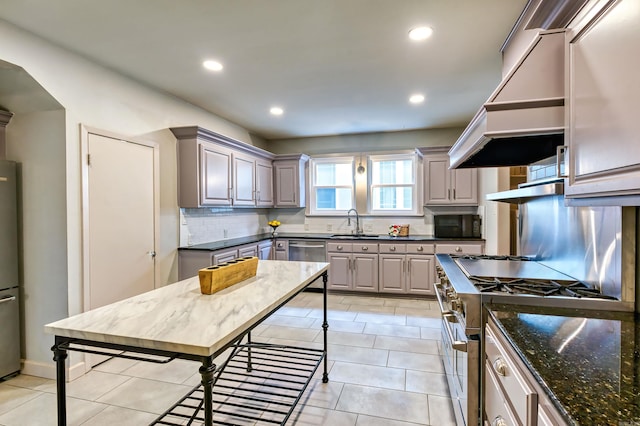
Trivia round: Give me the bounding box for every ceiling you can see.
[0,0,529,140]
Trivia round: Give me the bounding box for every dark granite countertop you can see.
[179,233,485,251]
[488,304,640,425]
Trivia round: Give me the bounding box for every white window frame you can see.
[368,153,419,215]
[308,156,355,215]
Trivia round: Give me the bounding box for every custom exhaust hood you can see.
[449,29,566,169]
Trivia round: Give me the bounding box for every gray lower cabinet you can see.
[435,242,484,256]
[378,243,435,295]
[178,250,213,280]
[178,241,271,279]
[258,240,273,260]
[326,242,378,292]
[238,244,258,258]
[274,239,288,260]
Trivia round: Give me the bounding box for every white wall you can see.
[0,19,261,377]
[6,110,68,370]
[266,128,464,155]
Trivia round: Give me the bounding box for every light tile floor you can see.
[0,292,456,426]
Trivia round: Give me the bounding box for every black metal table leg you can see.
[199,357,216,426]
[246,331,253,372]
[321,271,329,383]
[52,337,68,426]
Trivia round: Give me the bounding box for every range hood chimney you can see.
[449,29,566,169]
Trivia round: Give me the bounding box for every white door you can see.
[87,132,156,309]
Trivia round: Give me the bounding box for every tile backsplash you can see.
[180,208,270,246]
[180,206,483,246]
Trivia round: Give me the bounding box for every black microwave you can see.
[434,214,481,238]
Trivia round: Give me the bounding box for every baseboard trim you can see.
[21,359,86,381]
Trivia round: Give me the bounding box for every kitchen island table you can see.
[45,260,329,426]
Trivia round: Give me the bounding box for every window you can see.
[369,153,418,214]
[309,157,354,214]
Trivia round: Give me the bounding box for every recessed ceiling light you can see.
[203,60,223,71]
[409,94,425,104]
[408,26,433,41]
[270,107,284,116]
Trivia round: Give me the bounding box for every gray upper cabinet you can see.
[273,154,309,208]
[200,143,233,206]
[256,159,274,207]
[172,126,274,208]
[421,148,478,206]
[565,0,640,202]
[232,152,257,206]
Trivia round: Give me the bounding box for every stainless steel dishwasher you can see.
[288,240,327,290]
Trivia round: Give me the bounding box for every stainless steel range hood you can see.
[486,180,564,204]
[449,29,566,169]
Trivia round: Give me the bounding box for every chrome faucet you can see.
[347,208,362,235]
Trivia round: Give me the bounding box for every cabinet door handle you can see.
[491,416,507,426]
[493,358,508,376]
[448,189,451,200]
[453,189,456,199]
[557,145,569,178]
[0,296,16,304]
[408,259,411,273]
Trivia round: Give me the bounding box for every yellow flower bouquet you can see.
[268,220,281,236]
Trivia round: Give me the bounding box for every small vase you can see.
[271,227,279,237]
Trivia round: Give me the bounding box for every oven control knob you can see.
[451,298,462,312]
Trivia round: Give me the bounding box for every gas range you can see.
[434,253,625,426]
[435,253,623,334]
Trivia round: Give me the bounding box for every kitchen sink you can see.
[330,234,380,239]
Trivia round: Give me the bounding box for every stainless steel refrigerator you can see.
[0,160,20,379]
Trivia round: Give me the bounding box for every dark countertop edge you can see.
[485,304,638,426]
[179,233,486,251]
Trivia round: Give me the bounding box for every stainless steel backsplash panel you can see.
[519,195,632,302]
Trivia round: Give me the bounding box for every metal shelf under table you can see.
[153,342,325,426]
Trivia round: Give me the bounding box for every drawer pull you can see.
[492,416,507,426]
[390,246,396,252]
[417,246,423,252]
[362,246,368,251]
[494,358,508,376]
[337,245,343,251]
[455,246,462,252]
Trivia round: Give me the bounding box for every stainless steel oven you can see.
[437,301,480,426]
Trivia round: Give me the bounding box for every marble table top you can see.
[45,260,329,357]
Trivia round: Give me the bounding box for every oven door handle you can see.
[434,283,468,352]
[434,283,453,316]
[442,315,468,353]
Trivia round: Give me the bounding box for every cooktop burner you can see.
[468,276,617,299]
